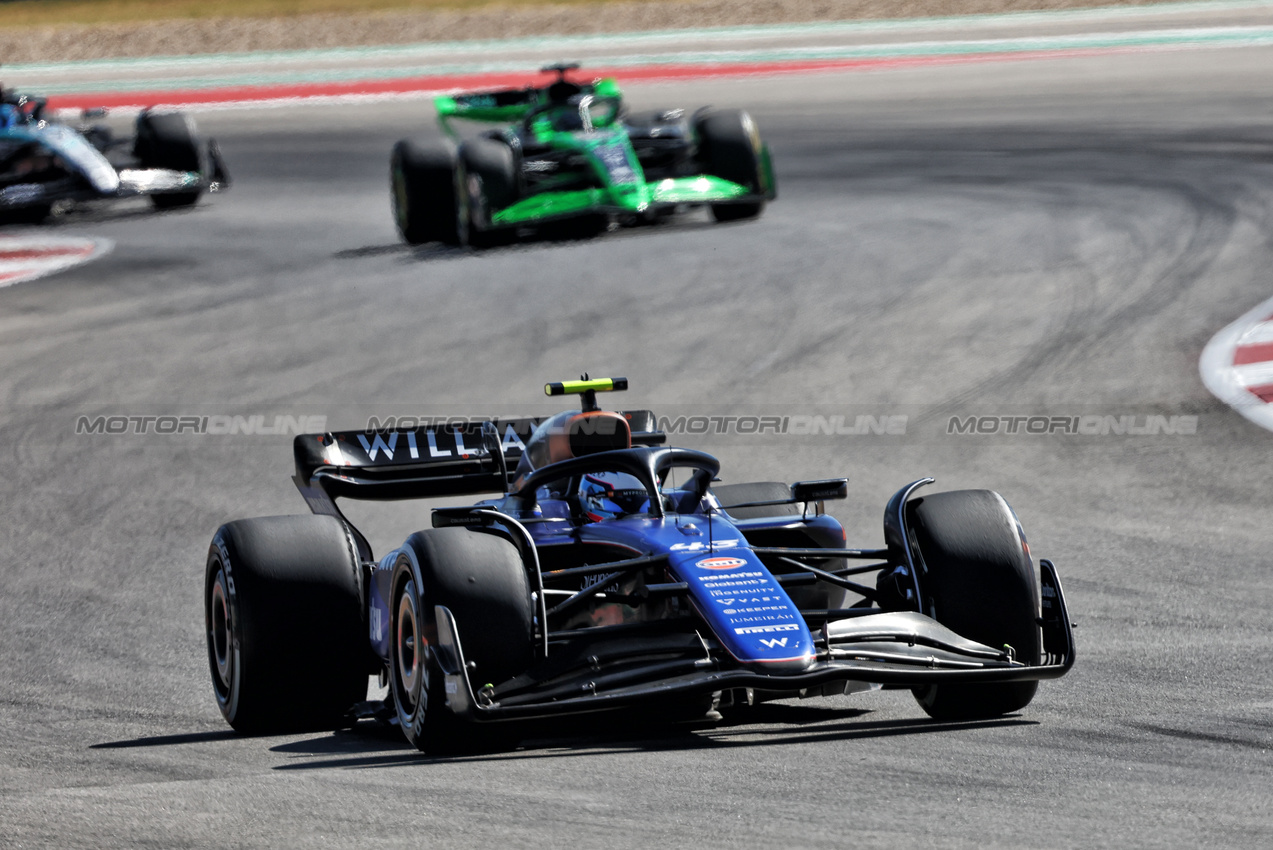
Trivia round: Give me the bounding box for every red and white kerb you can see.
[0,235,113,288]
[1200,299,1273,432]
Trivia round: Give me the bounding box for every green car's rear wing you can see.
[435,77,624,135]
[436,88,538,126]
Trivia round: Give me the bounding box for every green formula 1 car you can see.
[390,64,776,246]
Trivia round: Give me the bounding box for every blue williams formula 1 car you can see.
[390,64,776,247]
[0,85,228,223]
[205,379,1073,753]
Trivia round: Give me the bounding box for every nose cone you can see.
[671,547,815,672]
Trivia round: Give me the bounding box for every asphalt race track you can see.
[3,34,1273,849]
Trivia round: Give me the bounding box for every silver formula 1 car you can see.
[0,87,228,223]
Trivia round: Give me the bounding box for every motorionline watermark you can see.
[657,414,907,436]
[362,413,908,437]
[72,409,1200,440]
[75,414,328,436]
[947,414,1198,436]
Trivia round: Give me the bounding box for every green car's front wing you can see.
[488,173,761,227]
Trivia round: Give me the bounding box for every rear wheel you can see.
[390,139,467,246]
[695,109,767,222]
[907,490,1042,720]
[205,515,368,734]
[134,110,204,209]
[390,528,534,754]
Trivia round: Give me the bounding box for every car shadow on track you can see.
[262,703,1035,772]
[333,215,729,263]
[1,202,203,229]
[91,729,244,748]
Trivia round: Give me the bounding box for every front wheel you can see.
[390,528,534,754]
[695,109,770,222]
[907,489,1042,720]
[135,110,204,209]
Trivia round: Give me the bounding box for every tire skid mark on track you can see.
[919,160,1241,423]
[1131,722,1273,751]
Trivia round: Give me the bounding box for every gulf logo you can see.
[696,556,747,571]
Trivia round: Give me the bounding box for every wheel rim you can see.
[396,579,423,704]
[207,566,233,694]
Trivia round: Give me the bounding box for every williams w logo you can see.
[759,637,789,649]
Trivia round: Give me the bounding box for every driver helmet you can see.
[580,472,649,521]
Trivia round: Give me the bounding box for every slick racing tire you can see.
[907,490,1042,720]
[205,515,369,734]
[134,110,204,209]
[461,138,518,226]
[695,109,767,222]
[391,139,468,246]
[711,481,800,520]
[390,528,534,754]
[460,138,518,248]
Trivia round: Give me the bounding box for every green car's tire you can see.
[460,139,518,248]
[134,110,204,209]
[390,139,468,246]
[695,109,766,222]
[461,139,518,213]
[907,490,1043,720]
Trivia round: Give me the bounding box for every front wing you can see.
[488,175,767,227]
[0,141,229,210]
[0,168,221,209]
[431,560,1075,722]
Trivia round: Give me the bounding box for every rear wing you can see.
[293,410,663,514]
[436,89,540,126]
[434,76,622,129]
